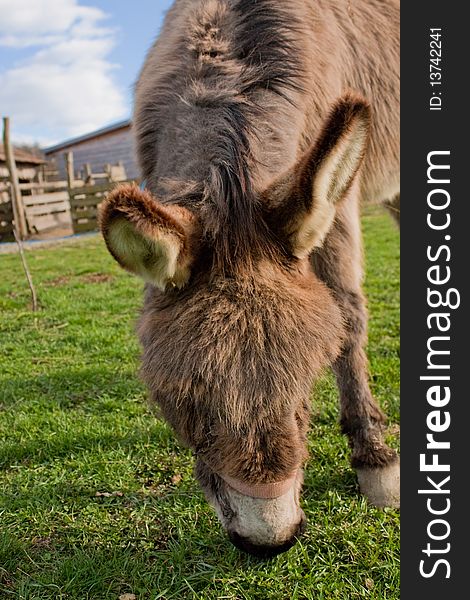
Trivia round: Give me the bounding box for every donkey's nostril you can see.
[228,514,307,559]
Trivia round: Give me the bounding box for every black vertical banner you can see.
[401,4,468,598]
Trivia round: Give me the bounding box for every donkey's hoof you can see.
[356,459,400,508]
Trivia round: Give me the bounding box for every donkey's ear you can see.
[265,94,370,258]
[100,183,198,290]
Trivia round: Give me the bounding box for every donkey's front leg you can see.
[312,195,399,508]
[333,339,399,508]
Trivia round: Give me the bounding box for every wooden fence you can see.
[0,179,135,242]
[0,154,132,242]
[20,181,73,235]
[0,122,131,242]
[69,181,131,234]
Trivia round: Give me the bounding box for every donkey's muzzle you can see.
[228,512,306,558]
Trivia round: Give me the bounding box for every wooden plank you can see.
[64,151,75,189]
[23,191,69,206]
[73,220,98,233]
[0,167,37,179]
[83,163,95,185]
[25,201,70,217]
[70,195,105,209]
[71,209,99,221]
[71,207,99,220]
[70,182,111,196]
[109,164,127,182]
[28,211,72,233]
[70,190,106,201]
[18,168,37,180]
[19,181,68,191]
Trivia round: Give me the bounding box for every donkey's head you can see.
[100,96,370,557]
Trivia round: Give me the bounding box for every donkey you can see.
[100,0,400,557]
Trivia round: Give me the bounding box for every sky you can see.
[0,0,174,147]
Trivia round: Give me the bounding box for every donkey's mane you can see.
[135,0,304,266]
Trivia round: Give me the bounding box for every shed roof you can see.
[43,119,131,154]
[0,144,46,165]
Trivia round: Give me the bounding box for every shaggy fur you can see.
[100,0,400,553]
[101,184,199,289]
[138,259,344,481]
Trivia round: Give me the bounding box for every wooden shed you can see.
[44,120,139,181]
[0,144,46,182]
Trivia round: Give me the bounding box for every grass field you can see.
[0,206,400,600]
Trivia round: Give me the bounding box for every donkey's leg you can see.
[312,194,399,508]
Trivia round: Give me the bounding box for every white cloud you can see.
[0,0,109,45]
[0,0,128,146]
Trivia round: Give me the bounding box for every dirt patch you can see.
[80,273,114,284]
[45,273,114,286]
[31,536,54,550]
[95,491,124,498]
[46,275,71,287]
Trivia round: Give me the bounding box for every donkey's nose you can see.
[228,513,306,558]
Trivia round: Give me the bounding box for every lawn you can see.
[0,206,400,600]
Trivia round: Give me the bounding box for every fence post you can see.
[64,151,75,189]
[2,116,27,239]
[84,163,94,185]
[64,151,76,234]
[37,164,44,195]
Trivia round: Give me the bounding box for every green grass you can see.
[0,206,399,600]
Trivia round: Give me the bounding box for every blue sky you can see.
[0,0,175,146]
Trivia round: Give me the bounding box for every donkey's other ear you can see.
[100,183,198,290]
[265,94,370,258]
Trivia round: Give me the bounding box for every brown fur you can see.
[100,0,400,552]
[138,259,344,481]
[101,184,194,260]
